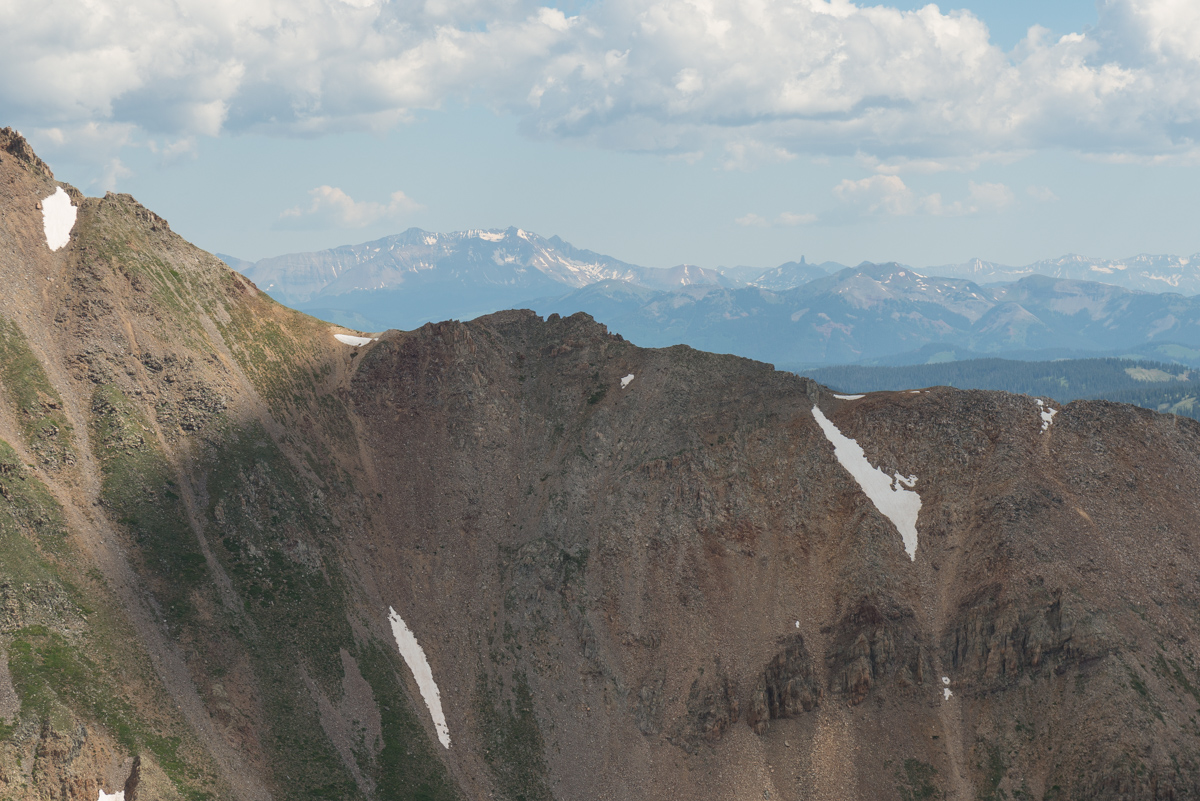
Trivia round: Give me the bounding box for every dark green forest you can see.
[803,357,1200,421]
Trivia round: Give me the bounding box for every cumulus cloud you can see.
[4,0,1200,162]
[276,186,423,229]
[834,175,918,216]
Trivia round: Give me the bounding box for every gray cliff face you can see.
[2,128,1200,801]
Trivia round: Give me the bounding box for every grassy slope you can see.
[0,189,463,800]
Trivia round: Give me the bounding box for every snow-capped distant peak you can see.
[470,229,507,242]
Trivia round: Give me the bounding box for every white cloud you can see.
[834,176,1013,217]
[1027,185,1059,202]
[100,158,133,191]
[834,175,918,216]
[735,213,769,228]
[148,136,198,164]
[4,0,1200,162]
[722,141,795,171]
[276,186,423,229]
[736,211,816,227]
[776,211,817,226]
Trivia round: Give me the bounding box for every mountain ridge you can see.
[4,128,1200,801]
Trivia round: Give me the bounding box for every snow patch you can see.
[42,187,77,251]
[943,688,953,700]
[335,334,376,346]
[98,791,124,801]
[473,230,505,241]
[833,393,865,400]
[388,607,451,748]
[1035,399,1058,432]
[811,406,922,560]
[942,676,950,685]
[620,374,635,388]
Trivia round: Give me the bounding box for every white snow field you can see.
[97,791,124,801]
[387,607,451,748]
[811,406,923,560]
[1036,399,1058,432]
[833,394,865,400]
[621,373,635,388]
[334,334,376,346]
[42,187,76,251]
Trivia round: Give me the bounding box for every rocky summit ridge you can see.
[1,127,1200,800]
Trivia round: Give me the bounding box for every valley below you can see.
[3,128,1200,801]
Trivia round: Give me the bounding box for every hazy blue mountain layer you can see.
[533,264,1200,369]
[233,234,1200,369]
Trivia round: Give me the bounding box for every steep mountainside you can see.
[4,129,1200,801]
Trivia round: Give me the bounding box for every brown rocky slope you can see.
[1,128,1199,800]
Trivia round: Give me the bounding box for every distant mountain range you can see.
[222,231,1200,369]
[932,253,1200,294]
[221,227,774,330]
[533,264,1200,369]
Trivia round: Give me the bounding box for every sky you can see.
[5,0,1200,271]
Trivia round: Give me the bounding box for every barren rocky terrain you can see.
[2,127,1200,800]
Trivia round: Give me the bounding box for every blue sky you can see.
[7,0,1199,271]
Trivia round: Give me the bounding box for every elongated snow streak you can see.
[833,393,865,400]
[811,406,922,560]
[388,607,451,748]
[97,791,124,801]
[1035,399,1057,432]
[334,334,376,346]
[620,373,635,388]
[42,187,77,251]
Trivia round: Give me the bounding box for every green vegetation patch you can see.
[0,446,215,799]
[357,644,461,801]
[0,439,70,576]
[896,758,942,801]
[0,316,74,469]
[977,744,1008,801]
[90,384,206,628]
[76,196,213,346]
[199,424,362,797]
[475,671,551,801]
[200,424,461,798]
[7,626,209,799]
